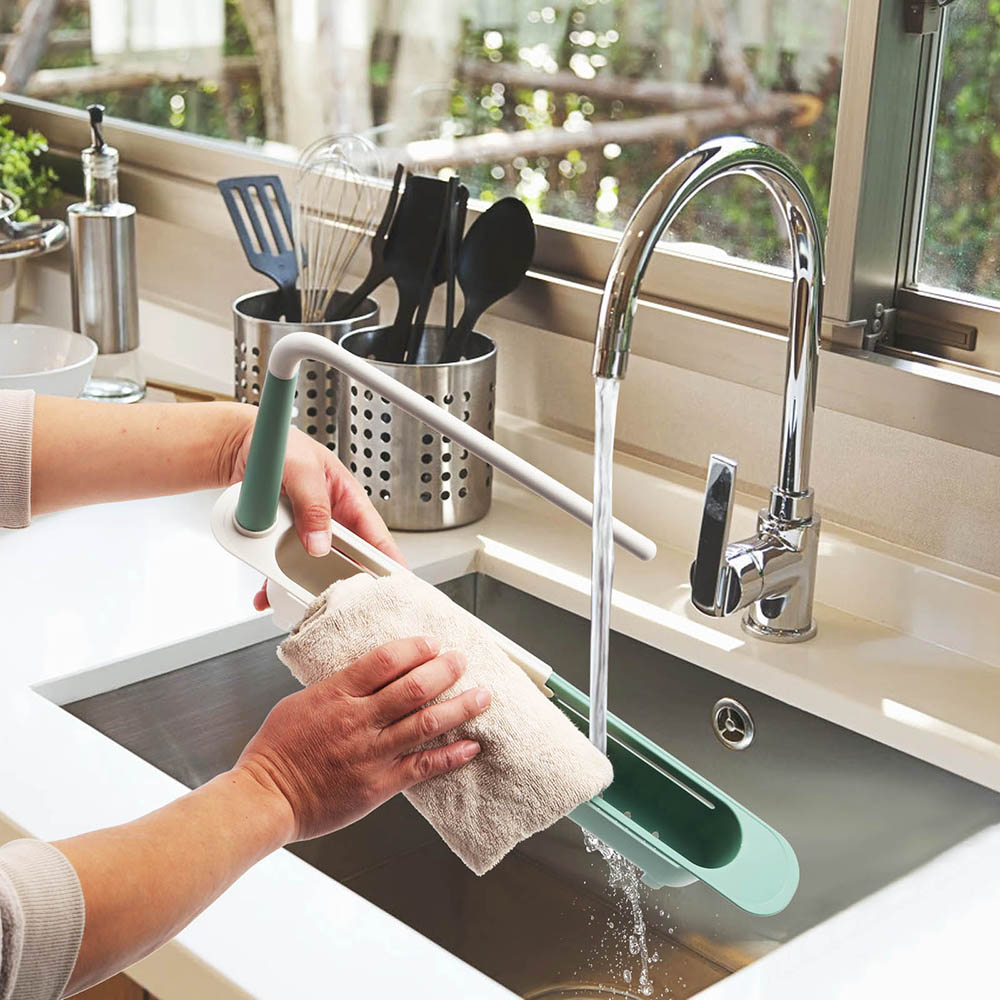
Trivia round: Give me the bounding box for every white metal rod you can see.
[269,332,657,561]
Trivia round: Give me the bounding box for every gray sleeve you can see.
[0,840,85,1000]
[0,390,35,529]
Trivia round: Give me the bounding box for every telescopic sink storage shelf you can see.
[213,331,800,913]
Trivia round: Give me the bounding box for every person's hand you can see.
[222,408,406,610]
[233,637,489,842]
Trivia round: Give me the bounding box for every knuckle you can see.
[416,707,440,741]
[403,673,429,706]
[460,692,483,721]
[443,650,466,681]
[300,501,332,526]
[413,752,436,781]
[369,643,397,673]
[414,636,437,660]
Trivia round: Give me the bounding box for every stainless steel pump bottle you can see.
[68,104,144,402]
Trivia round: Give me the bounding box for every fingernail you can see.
[422,636,442,656]
[306,531,331,557]
[450,650,467,672]
[462,741,481,760]
[474,688,491,709]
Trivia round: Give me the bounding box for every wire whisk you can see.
[294,134,383,325]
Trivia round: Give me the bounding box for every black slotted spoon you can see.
[217,175,297,316]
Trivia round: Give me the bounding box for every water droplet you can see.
[583,831,654,996]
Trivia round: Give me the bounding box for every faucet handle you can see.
[690,454,741,617]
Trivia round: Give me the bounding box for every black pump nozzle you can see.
[87,104,106,152]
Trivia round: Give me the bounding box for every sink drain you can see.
[712,697,754,750]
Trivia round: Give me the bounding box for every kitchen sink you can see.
[62,574,1000,998]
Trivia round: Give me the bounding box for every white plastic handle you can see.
[269,332,656,561]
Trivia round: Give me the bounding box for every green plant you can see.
[0,114,59,222]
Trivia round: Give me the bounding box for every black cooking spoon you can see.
[439,197,535,363]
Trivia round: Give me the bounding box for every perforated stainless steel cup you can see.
[338,326,497,530]
[233,290,378,450]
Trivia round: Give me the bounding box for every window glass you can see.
[2,0,848,264]
[918,2,1000,299]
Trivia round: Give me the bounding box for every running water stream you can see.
[589,376,619,755]
[587,376,658,996]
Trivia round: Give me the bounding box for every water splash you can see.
[589,376,620,754]
[585,832,657,997]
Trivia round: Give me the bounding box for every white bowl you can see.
[0,324,98,397]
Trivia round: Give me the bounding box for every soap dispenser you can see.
[68,104,144,403]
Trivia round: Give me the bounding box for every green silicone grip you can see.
[234,371,297,533]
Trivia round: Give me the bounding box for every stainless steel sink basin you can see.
[63,574,1000,998]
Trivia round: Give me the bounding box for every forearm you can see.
[31,397,253,515]
[54,768,292,995]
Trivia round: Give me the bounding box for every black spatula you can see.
[217,175,297,316]
[383,174,453,360]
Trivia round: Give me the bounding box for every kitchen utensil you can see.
[68,105,143,403]
[440,198,535,363]
[0,323,97,396]
[405,176,455,362]
[332,163,404,320]
[217,175,297,317]
[384,174,454,360]
[339,324,495,530]
[408,177,468,362]
[0,189,67,260]
[232,288,378,451]
[294,135,382,325]
[445,183,468,340]
[211,331,798,910]
[0,188,68,325]
[0,215,68,260]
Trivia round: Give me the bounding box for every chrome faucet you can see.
[592,136,825,642]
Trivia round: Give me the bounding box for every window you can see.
[1,1,999,399]
[916,1,1000,300]
[0,0,849,265]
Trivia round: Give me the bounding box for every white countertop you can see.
[1,415,999,998]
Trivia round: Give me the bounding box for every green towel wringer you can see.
[211,331,799,914]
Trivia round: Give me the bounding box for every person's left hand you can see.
[226,413,406,610]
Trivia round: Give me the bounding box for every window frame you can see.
[826,0,1000,375]
[3,0,998,456]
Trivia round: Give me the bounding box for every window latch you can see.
[905,0,958,35]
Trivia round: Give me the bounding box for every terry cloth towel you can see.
[278,571,613,875]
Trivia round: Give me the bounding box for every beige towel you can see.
[278,572,613,875]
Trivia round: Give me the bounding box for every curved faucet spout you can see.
[592,135,825,501]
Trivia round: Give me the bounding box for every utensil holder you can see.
[338,325,496,530]
[233,290,378,450]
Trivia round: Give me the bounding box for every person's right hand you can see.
[232,637,489,843]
